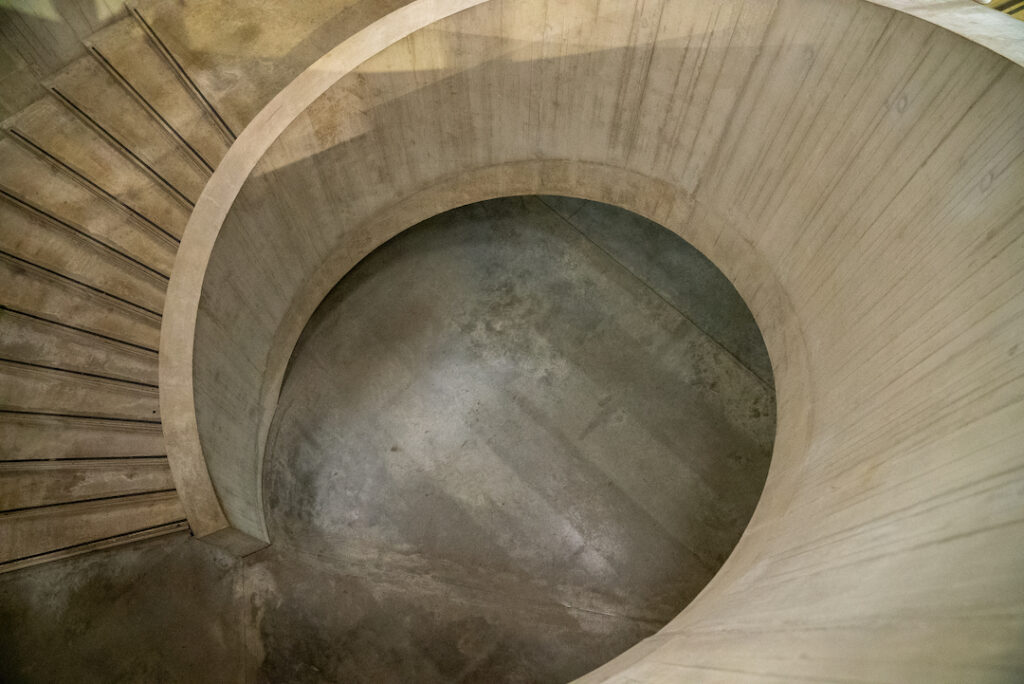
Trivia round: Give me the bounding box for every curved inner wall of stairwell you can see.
[159,0,1024,680]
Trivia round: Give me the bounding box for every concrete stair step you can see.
[0,308,157,386]
[0,194,166,314]
[88,15,230,168]
[0,413,164,461]
[3,96,190,238]
[0,359,159,422]
[49,54,210,203]
[0,458,174,511]
[0,491,185,567]
[0,138,178,277]
[0,254,161,350]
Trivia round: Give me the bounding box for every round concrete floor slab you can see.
[257,196,776,682]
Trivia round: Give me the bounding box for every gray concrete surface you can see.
[0,532,249,684]
[257,196,774,681]
[0,196,774,682]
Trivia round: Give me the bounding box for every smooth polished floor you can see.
[0,196,775,683]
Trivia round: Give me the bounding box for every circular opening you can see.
[260,195,776,682]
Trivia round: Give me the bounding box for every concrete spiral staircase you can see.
[0,5,233,569]
[2,0,1024,680]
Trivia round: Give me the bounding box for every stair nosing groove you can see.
[0,409,162,425]
[0,488,178,516]
[2,456,167,464]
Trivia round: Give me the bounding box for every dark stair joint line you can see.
[0,488,178,516]
[11,455,168,463]
[0,409,162,425]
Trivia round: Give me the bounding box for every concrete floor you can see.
[0,196,774,683]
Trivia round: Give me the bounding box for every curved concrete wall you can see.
[162,0,1024,679]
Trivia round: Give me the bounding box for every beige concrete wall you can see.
[161,0,1024,679]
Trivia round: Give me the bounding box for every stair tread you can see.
[89,16,230,168]
[0,196,167,313]
[0,413,165,461]
[0,458,174,511]
[6,96,190,238]
[0,490,185,565]
[0,138,177,276]
[0,359,160,422]
[0,254,161,350]
[0,308,158,385]
[50,54,209,202]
